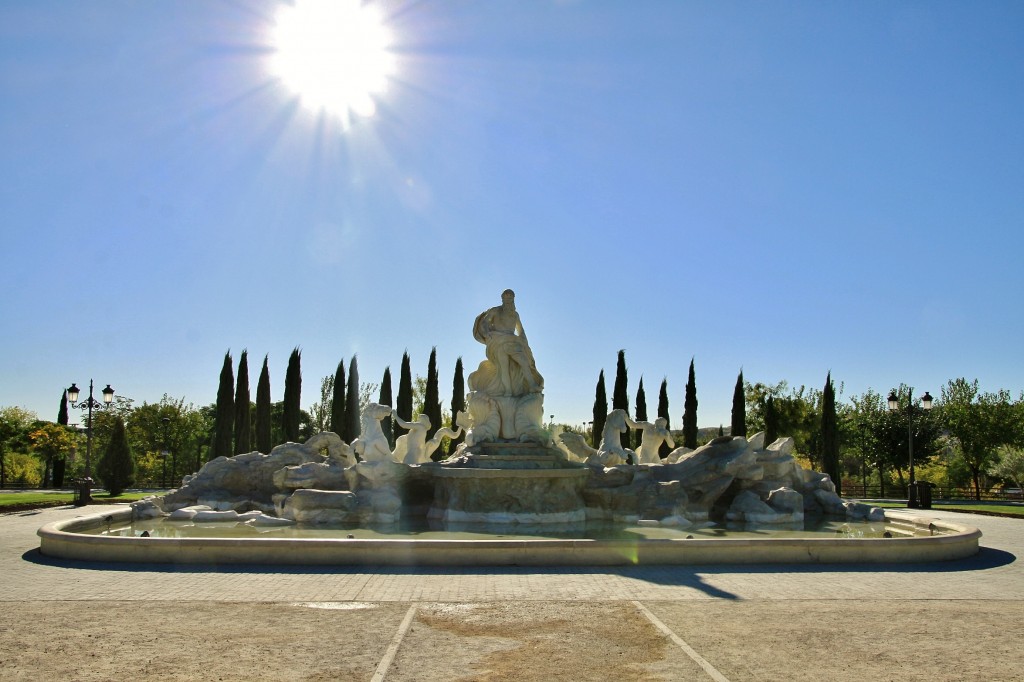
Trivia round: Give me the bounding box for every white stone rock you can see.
[659,515,692,528]
[193,510,240,522]
[747,431,766,450]
[766,437,795,456]
[767,487,804,514]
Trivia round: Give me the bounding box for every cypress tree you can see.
[379,366,394,448]
[255,355,272,454]
[592,370,607,447]
[283,347,302,442]
[97,416,135,496]
[396,351,413,440]
[54,391,69,487]
[234,350,251,454]
[657,378,671,459]
[822,372,840,495]
[731,369,746,438]
[719,424,725,437]
[634,377,647,450]
[450,357,466,451]
[425,348,442,458]
[330,358,346,436]
[764,395,779,447]
[344,356,360,442]
[214,351,235,458]
[683,358,698,449]
[612,350,629,412]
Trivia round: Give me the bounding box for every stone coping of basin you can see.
[37,508,982,566]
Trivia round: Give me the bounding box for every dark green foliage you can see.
[821,372,840,495]
[731,370,746,438]
[344,356,360,442]
[58,392,69,426]
[450,357,465,451]
[379,367,394,448]
[96,416,135,496]
[764,395,779,446]
[592,370,607,448]
[396,352,413,440]
[330,359,346,436]
[53,390,69,487]
[683,358,698,449]
[283,347,302,442]
[425,348,443,459]
[657,378,671,459]
[234,350,251,454]
[612,350,629,412]
[718,424,724,437]
[634,377,647,450]
[255,355,272,454]
[214,351,234,458]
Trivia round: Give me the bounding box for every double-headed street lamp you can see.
[66,380,114,505]
[887,388,933,508]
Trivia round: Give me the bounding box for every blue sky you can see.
[2,0,1022,431]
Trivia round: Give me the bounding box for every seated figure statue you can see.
[625,415,675,465]
[468,289,543,397]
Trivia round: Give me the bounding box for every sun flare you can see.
[271,0,395,120]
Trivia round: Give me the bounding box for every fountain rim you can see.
[37,509,982,566]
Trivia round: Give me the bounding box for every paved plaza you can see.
[1,504,1021,680]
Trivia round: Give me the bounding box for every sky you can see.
[1,0,1022,432]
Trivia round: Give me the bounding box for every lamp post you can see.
[66,380,115,505]
[160,417,171,489]
[887,388,933,508]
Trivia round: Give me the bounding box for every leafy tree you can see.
[330,359,346,436]
[764,395,779,447]
[234,350,251,454]
[283,347,302,442]
[126,396,211,487]
[634,377,647,451]
[731,370,746,438]
[309,374,334,433]
[255,355,272,454]
[989,446,1024,498]
[379,367,394,448]
[96,416,135,496]
[450,357,465,451]
[940,378,1022,500]
[425,347,442,449]
[657,378,671,458]
[396,352,413,441]
[343,356,360,442]
[29,422,75,488]
[592,370,607,448]
[213,352,234,458]
[682,358,698,449]
[821,372,839,495]
[745,380,823,467]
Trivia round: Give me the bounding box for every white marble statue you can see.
[392,412,465,464]
[351,403,394,463]
[468,289,543,398]
[625,416,675,465]
[557,409,637,466]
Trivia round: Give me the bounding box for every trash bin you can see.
[72,477,93,507]
[918,481,933,509]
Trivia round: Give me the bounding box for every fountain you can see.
[38,290,981,565]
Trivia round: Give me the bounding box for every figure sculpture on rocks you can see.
[393,412,465,464]
[626,415,675,465]
[351,403,394,463]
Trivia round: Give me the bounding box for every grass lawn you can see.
[865,500,1024,518]
[0,490,162,511]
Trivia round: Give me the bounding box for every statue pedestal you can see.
[427,466,588,525]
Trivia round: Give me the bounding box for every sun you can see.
[270,0,395,120]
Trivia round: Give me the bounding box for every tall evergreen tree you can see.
[283,347,302,442]
[425,348,442,458]
[731,369,746,438]
[343,356,360,442]
[592,370,608,447]
[683,358,698,449]
[214,351,235,458]
[821,372,840,495]
[255,355,272,454]
[97,416,135,496]
[234,350,251,454]
[764,395,779,447]
[330,358,346,436]
[54,390,69,487]
[450,357,466,451]
[379,366,394,448]
[634,377,647,450]
[612,350,629,412]
[396,351,413,440]
[657,378,672,459]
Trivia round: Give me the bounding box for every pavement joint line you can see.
[633,600,731,682]
[370,604,417,682]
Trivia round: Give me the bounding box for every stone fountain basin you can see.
[38,509,980,566]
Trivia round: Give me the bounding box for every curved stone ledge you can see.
[38,509,981,567]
